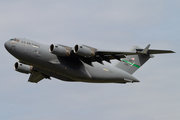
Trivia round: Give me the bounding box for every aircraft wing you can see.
[72,45,174,65]
[50,44,175,66]
[50,44,145,65]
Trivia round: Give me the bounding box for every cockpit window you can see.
[9,38,20,42]
[15,39,19,42]
[10,39,14,44]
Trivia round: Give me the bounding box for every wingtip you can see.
[166,50,175,53]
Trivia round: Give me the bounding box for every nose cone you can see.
[4,41,9,50]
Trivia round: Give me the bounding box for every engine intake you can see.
[74,45,96,57]
[14,62,32,74]
[49,44,71,56]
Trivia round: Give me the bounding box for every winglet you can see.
[141,44,150,54]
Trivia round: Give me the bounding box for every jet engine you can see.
[49,44,71,56]
[74,45,96,57]
[14,62,32,74]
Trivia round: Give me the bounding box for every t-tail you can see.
[114,44,175,74]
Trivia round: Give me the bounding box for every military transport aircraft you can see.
[4,38,175,84]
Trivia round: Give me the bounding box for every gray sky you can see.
[1,0,180,120]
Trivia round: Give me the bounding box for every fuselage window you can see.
[14,39,20,42]
[10,39,14,44]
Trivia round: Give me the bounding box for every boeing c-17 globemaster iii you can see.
[4,38,175,84]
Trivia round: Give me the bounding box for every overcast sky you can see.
[1,0,180,120]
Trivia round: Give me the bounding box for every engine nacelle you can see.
[74,45,96,57]
[49,44,71,56]
[14,62,32,74]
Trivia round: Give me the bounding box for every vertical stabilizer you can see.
[114,45,152,74]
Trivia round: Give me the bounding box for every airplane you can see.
[4,38,175,84]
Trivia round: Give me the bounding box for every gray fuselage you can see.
[4,38,139,83]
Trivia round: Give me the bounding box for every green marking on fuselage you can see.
[121,59,140,68]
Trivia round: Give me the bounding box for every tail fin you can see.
[114,44,174,74]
